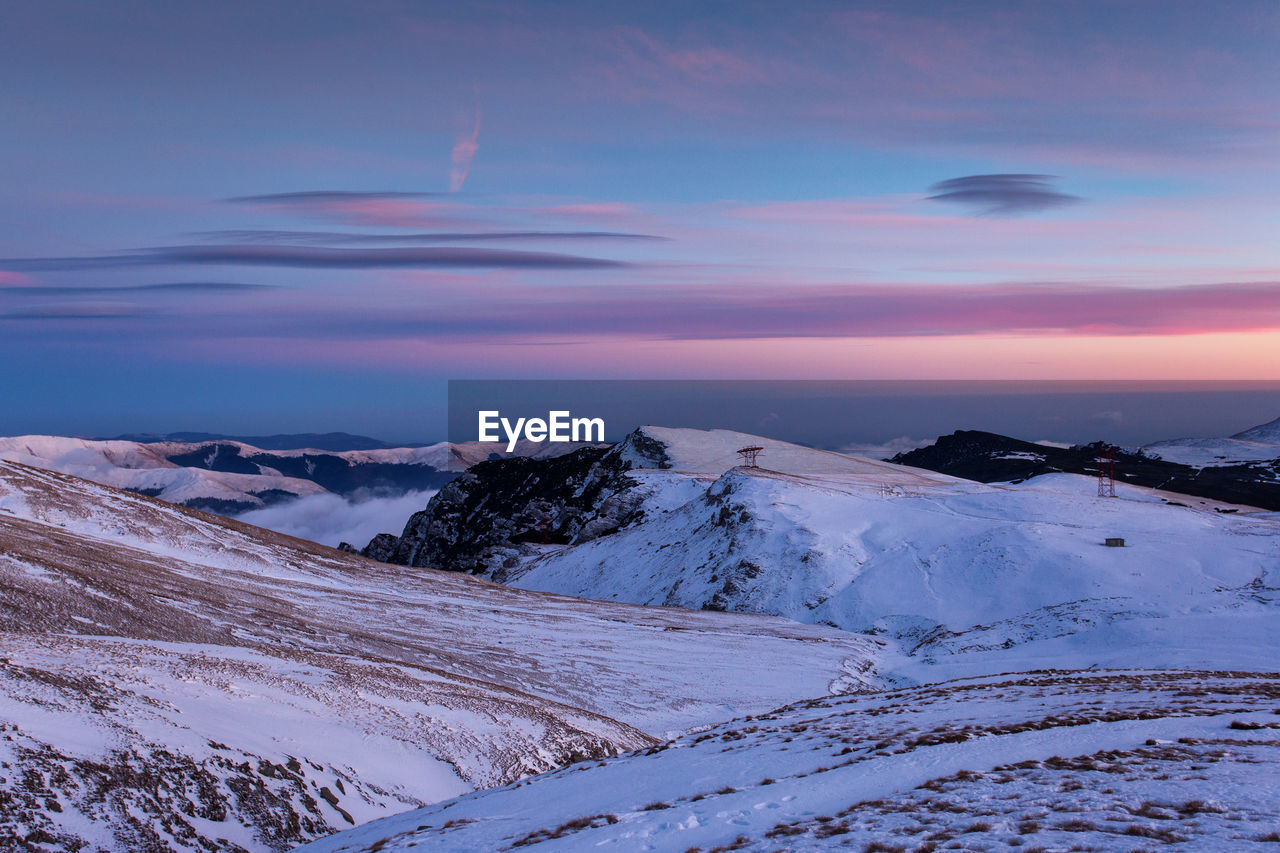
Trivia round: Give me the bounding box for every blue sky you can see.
[2,1,1279,439]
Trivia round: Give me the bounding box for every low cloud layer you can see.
[837,436,934,459]
[927,174,1081,215]
[234,489,435,549]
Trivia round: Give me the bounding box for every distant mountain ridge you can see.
[0,435,453,514]
[891,423,1280,510]
[0,434,606,530]
[101,431,421,451]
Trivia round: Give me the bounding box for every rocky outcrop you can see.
[360,533,400,562]
[364,442,647,577]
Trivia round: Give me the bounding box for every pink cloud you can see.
[245,196,479,228]
[545,202,638,216]
[172,327,1280,382]
[536,202,648,224]
[611,27,766,86]
[450,107,481,193]
[302,197,463,228]
[0,271,37,287]
[211,278,1280,344]
[399,280,1280,340]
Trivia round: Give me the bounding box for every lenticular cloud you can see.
[927,174,1080,215]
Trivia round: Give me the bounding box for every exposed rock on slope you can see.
[362,426,953,576]
[367,445,647,578]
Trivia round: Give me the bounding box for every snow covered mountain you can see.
[103,432,406,452]
[0,459,879,852]
[309,425,1280,853]
[0,435,443,514]
[8,424,1277,852]
[1143,415,1280,468]
[368,426,1279,669]
[0,435,596,516]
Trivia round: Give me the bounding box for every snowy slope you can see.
[0,460,879,852]
[618,425,963,488]
[300,669,1280,852]
[491,427,1280,671]
[1143,415,1280,467]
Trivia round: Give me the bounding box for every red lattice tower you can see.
[1096,445,1117,498]
[736,446,764,467]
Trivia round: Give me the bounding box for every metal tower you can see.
[1097,445,1116,498]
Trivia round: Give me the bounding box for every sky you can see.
[2,1,1279,440]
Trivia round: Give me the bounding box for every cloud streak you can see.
[16,280,1280,338]
[226,190,439,204]
[450,106,481,192]
[283,280,1280,340]
[0,281,274,294]
[927,174,1081,215]
[0,271,38,287]
[2,301,149,320]
[196,229,666,244]
[0,245,630,271]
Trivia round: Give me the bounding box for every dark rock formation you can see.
[361,533,399,563]
[362,442,647,577]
